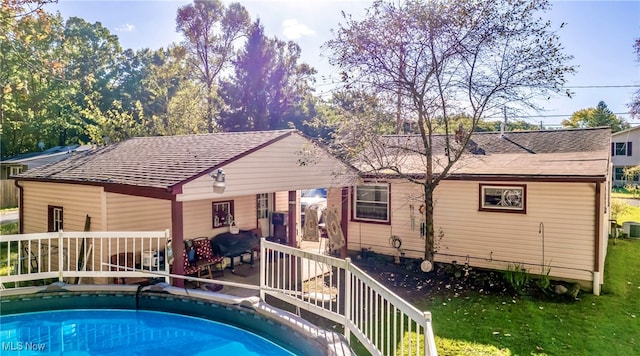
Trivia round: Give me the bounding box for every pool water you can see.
[0,309,294,355]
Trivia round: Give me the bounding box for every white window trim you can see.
[353,183,390,223]
[257,193,269,219]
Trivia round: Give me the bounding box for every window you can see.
[614,167,625,181]
[9,166,23,177]
[256,193,269,219]
[479,184,526,213]
[212,201,234,228]
[353,184,390,223]
[612,142,632,156]
[48,205,63,232]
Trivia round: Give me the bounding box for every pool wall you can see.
[0,283,354,356]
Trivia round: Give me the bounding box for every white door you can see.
[256,193,272,237]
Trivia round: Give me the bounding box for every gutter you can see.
[14,179,23,234]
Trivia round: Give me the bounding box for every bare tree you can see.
[630,38,640,119]
[326,0,575,260]
[176,0,250,133]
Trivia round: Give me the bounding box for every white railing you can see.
[260,239,438,356]
[0,230,170,285]
[1,232,437,355]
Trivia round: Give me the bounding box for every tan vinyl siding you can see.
[183,195,257,241]
[21,181,104,233]
[178,134,350,201]
[106,193,171,232]
[433,181,596,282]
[274,191,289,212]
[347,180,599,283]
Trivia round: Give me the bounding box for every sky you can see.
[43,0,640,127]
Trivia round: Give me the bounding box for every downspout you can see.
[14,179,23,234]
[593,181,601,295]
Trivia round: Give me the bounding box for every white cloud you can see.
[281,19,314,40]
[115,24,135,32]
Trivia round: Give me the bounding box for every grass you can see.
[611,186,640,199]
[417,239,640,355]
[1,221,19,235]
[614,205,640,225]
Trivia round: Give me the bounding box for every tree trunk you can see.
[424,183,435,261]
[207,95,214,133]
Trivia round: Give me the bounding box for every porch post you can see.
[340,187,349,258]
[288,190,297,247]
[171,196,184,287]
[288,190,298,286]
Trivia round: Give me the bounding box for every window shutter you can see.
[47,207,53,232]
[611,142,615,156]
[628,142,632,156]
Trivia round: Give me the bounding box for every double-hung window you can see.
[612,142,632,156]
[353,184,390,223]
[48,205,63,232]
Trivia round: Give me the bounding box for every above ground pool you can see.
[1,309,293,355]
[0,284,354,356]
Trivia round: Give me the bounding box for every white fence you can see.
[0,230,170,285]
[260,239,438,356]
[0,232,437,355]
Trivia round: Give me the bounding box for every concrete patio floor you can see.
[185,238,329,298]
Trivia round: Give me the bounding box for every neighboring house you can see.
[331,127,611,293]
[0,145,91,208]
[14,130,353,285]
[611,125,640,187]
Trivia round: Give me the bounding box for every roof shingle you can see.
[16,130,293,189]
[360,127,611,178]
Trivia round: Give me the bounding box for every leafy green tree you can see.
[143,45,207,135]
[326,0,575,260]
[0,5,71,156]
[562,101,629,132]
[176,0,250,133]
[219,20,316,131]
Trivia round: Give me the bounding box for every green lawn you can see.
[419,239,640,355]
[612,186,640,199]
[615,205,640,225]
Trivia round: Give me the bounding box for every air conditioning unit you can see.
[622,222,640,239]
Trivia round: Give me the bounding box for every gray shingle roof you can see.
[16,130,293,189]
[381,126,610,154]
[360,127,611,178]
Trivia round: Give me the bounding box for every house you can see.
[0,145,91,208]
[13,130,353,285]
[333,127,611,293]
[611,125,640,187]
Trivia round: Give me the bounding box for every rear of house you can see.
[337,127,611,293]
[14,130,353,284]
[611,125,640,187]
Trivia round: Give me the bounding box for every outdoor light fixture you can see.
[210,169,226,194]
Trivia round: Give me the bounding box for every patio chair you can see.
[181,247,203,285]
[192,237,225,278]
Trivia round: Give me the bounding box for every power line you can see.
[486,112,633,119]
[564,85,640,89]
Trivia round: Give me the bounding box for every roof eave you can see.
[359,173,607,183]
